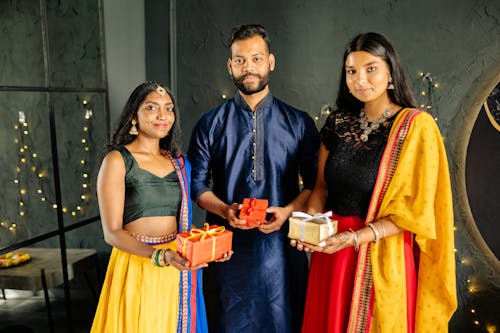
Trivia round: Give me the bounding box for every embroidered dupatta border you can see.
[170,154,196,333]
[347,108,421,333]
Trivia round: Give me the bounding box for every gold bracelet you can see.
[163,249,171,266]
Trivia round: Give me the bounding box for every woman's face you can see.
[134,90,175,139]
[345,51,391,104]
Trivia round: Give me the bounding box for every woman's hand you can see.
[290,231,355,254]
[215,251,234,262]
[164,249,207,271]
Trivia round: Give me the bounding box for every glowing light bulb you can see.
[81,195,86,200]
[52,204,58,209]
[37,189,42,194]
[20,189,27,195]
[62,207,68,213]
[32,153,37,158]
[71,211,77,216]
[81,139,86,143]
[80,160,85,164]
[19,211,25,216]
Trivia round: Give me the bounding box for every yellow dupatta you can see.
[348,109,457,332]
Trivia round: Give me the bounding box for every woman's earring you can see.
[388,77,395,90]
[129,119,138,135]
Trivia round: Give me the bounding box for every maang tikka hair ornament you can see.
[155,83,167,96]
[129,119,138,135]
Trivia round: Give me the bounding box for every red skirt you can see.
[301,214,417,333]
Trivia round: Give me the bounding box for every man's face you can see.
[227,35,275,96]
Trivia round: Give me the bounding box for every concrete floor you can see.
[0,286,98,333]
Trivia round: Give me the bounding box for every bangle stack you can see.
[151,249,171,267]
[366,223,380,243]
[350,230,360,251]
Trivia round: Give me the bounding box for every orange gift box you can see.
[176,223,233,267]
[239,198,268,227]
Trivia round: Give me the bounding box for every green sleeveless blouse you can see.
[117,147,181,225]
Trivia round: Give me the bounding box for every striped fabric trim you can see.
[347,109,421,332]
[170,154,194,333]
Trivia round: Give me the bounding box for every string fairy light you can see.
[2,100,96,234]
[416,71,441,121]
[454,225,498,332]
[314,104,333,129]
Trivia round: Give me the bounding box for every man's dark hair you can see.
[227,24,271,52]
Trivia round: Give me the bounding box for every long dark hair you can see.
[335,32,417,113]
[105,81,181,154]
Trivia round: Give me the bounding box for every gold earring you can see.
[129,119,138,135]
[388,77,395,90]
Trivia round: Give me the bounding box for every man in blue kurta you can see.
[188,24,319,333]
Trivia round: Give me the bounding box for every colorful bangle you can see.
[367,223,380,243]
[151,249,159,267]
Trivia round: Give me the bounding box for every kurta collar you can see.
[234,91,273,112]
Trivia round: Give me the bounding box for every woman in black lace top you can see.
[291,33,456,332]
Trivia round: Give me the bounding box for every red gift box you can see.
[176,223,233,267]
[239,198,268,227]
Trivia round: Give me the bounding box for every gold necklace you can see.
[358,108,392,142]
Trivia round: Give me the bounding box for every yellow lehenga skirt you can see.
[91,242,180,333]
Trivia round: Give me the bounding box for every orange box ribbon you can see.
[181,223,226,261]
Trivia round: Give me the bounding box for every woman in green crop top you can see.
[91,82,219,333]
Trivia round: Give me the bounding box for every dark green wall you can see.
[0,0,109,251]
[164,0,500,331]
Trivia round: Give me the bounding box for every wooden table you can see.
[0,247,99,332]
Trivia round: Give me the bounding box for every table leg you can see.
[41,269,55,333]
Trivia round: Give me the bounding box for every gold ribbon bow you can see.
[182,223,225,262]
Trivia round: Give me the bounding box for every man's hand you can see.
[226,203,254,230]
[258,206,293,234]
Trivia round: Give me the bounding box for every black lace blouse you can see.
[320,109,398,219]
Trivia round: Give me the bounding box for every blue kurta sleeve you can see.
[188,115,212,202]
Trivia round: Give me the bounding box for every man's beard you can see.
[231,72,270,95]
